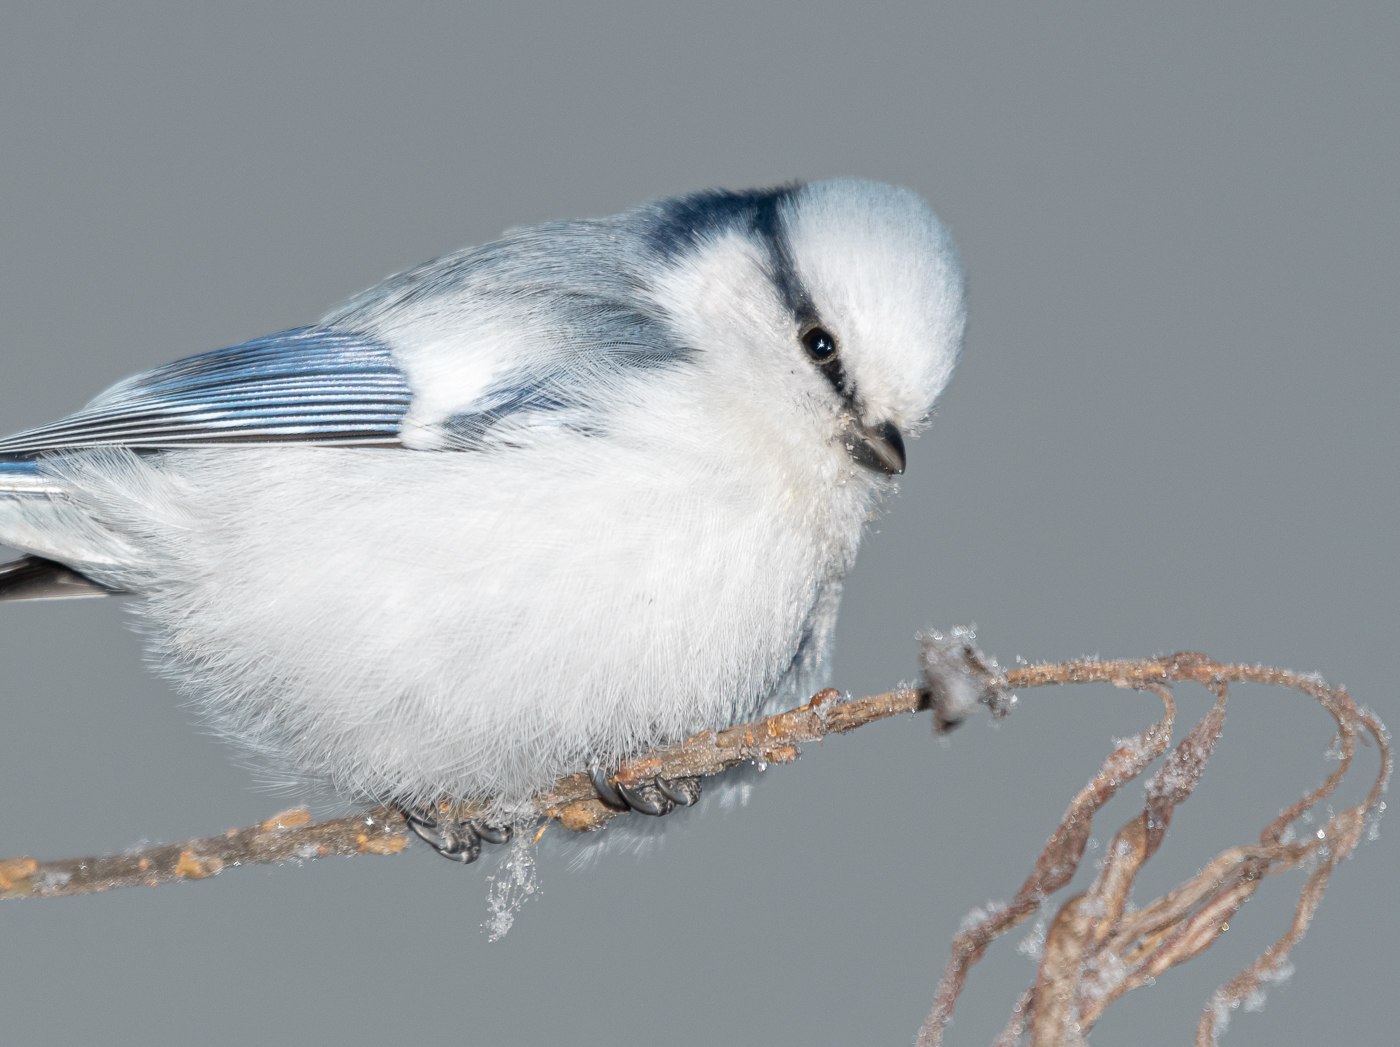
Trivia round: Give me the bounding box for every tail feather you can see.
[2,455,116,600]
[0,555,112,602]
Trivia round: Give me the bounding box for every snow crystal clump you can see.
[958,901,1006,934]
[482,830,540,942]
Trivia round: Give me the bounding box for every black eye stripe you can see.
[819,357,852,400]
[749,202,859,406]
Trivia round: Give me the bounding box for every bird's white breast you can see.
[68,390,876,811]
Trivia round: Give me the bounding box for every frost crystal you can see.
[482,830,540,941]
[1366,800,1386,843]
[958,901,1006,934]
[919,625,1014,733]
[1205,989,1235,1042]
[1243,958,1295,1013]
[1015,915,1047,961]
[1111,735,1149,761]
[1083,952,1129,1001]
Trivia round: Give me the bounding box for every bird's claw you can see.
[401,806,513,863]
[473,822,514,845]
[656,775,702,807]
[588,766,702,815]
[616,780,671,816]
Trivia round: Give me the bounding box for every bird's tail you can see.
[0,554,109,602]
[0,459,112,602]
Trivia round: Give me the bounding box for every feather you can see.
[0,327,411,454]
[0,555,110,601]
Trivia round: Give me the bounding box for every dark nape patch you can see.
[644,184,812,323]
[643,187,791,261]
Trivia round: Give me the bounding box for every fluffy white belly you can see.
[24,443,868,811]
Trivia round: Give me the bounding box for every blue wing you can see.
[0,327,413,455]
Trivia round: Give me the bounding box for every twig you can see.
[913,651,1391,1046]
[0,685,923,900]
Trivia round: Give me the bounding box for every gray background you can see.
[1,4,1395,1045]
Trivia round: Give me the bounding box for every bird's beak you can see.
[847,420,906,475]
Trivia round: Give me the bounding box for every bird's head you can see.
[640,178,966,483]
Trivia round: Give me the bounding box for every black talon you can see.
[404,807,448,847]
[616,781,672,816]
[404,807,441,833]
[589,766,702,816]
[437,823,482,863]
[656,776,702,807]
[474,823,513,845]
[399,805,510,864]
[589,766,630,811]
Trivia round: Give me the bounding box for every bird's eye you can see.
[801,326,838,363]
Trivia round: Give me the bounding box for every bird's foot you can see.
[401,805,513,864]
[588,766,702,816]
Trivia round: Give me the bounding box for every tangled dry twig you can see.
[913,645,1391,1047]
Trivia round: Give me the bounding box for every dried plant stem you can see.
[914,652,1391,1047]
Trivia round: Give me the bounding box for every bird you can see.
[0,178,966,861]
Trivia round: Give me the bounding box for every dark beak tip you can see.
[880,423,907,475]
[851,420,906,475]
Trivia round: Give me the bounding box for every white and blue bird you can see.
[0,179,965,859]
